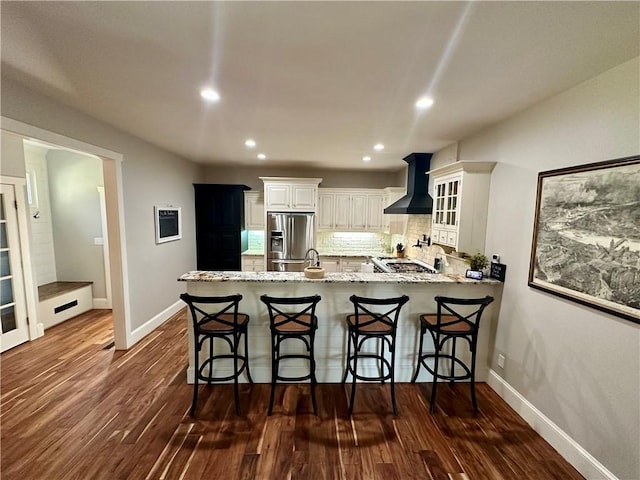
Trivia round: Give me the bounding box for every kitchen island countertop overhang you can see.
[179,271,502,385]
[179,270,500,284]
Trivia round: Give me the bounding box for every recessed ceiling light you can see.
[245,139,256,148]
[373,143,384,151]
[200,87,220,102]
[362,156,371,162]
[415,97,434,109]
[257,153,266,160]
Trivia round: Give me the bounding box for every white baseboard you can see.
[93,298,110,309]
[130,300,184,346]
[487,370,618,480]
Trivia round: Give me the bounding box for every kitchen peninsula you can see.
[179,271,502,384]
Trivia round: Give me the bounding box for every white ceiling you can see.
[2,1,638,171]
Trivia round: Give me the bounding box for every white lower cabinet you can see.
[241,255,265,272]
[341,258,365,272]
[320,256,365,272]
[320,257,341,272]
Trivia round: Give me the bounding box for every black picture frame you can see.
[528,155,640,324]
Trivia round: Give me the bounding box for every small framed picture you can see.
[154,206,182,244]
[465,269,483,280]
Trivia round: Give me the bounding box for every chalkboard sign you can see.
[155,206,182,244]
[489,262,507,282]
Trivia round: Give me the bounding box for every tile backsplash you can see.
[247,230,265,251]
[404,214,468,275]
[317,232,392,255]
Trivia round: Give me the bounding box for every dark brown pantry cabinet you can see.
[194,184,249,271]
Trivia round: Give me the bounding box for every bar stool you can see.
[411,295,494,413]
[342,294,410,415]
[180,293,253,416]
[260,294,321,415]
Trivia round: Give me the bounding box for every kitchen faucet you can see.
[304,248,320,267]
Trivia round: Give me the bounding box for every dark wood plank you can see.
[1,309,585,480]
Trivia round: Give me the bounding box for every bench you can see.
[38,281,93,330]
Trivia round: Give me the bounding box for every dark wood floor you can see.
[1,309,584,480]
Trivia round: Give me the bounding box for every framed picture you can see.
[528,155,640,324]
[154,206,182,244]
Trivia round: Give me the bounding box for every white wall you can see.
[1,131,26,177]
[204,164,405,190]
[47,150,106,298]
[1,78,204,333]
[24,143,57,286]
[449,57,639,479]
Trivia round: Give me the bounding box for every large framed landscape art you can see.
[528,155,640,323]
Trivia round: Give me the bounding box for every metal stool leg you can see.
[233,333,240,415]
[310,331,318,415]
[191,344,199,416]
[268,335,279,416]
[342,329,352,384]
[348,332,358,415]
[243,328,253,384]
[429,337,440,414]
[470,342,478,412]
[411,323,426,383]
[390,338,398,415]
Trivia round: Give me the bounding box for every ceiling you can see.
[2,2,638,171]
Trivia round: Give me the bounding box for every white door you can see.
[0,184,29,352]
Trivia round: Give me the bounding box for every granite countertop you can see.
[179,270,502,285]
[243,251,388,258]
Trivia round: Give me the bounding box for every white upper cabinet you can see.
[260,177,322,212]
[334,193,352,229]
[366,194,385,231]
[429,161,496,255]
[350,194,367,230]
[318,188,386,232]
[317,193,335,230]
[244,191,265,230]
[265,184,290,210]
[291,184,317,210]
[383,187,407,234]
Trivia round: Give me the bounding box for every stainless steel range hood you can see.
[384,153,433,214]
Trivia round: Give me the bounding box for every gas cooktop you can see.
[371,257,438,274]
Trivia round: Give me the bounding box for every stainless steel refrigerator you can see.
[266,212,315,272]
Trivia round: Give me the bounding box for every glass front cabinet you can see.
[430,161,496,255]
[432,174,462,247]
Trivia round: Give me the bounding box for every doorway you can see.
[24,140,112,311]
[1,117,130,349]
